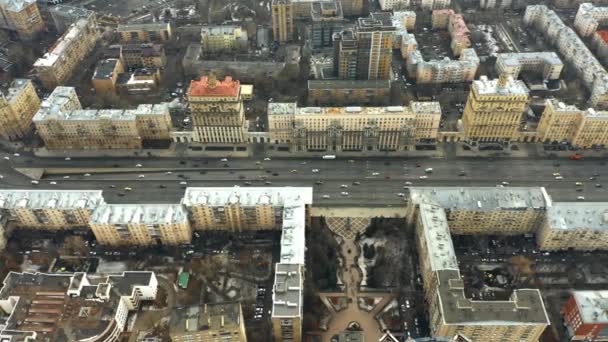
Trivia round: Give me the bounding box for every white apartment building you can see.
[495,52,564,80]
[379,0,410,11]
[420,0,451,10]
[406,48,479,84]
[574,3,608,37]
[392,11,416,49]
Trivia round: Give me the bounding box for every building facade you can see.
[495,52,564,80]
[0,79,40,140]
[393,11,416,50]
[272,0,294,43]
[33,16,98,89]
[379,0,410,10]
[92,58,125,95]
[310,0,344,49]
[562,291,608,341]
[187,75,249,144]
[200,25,248,52]
[307,79,391,106]
[432,10,470,57]
[463,75,529,143]
[406,49,479,84]
[117,22,172,42]
[90,204,191,246]
[574,3,608,37]
[0,190,105,230]
[116,44,166,68]
[333,13,395,80]
[267,102,441,152]
[170,303,247,341]
[34,87,172,150]
[0,0,44,39]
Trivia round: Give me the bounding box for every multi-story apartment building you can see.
[525,5,608,108]
[310,0,344,49]
[170,303,247,341]
[571,109,608,148]
[90,204,191,246]
[392,11,416,50]
[0,190,105,230]
[200,25,248,52]
[410,187,551,341]
[272,0,294,43]
[562,291,608,341]
[0,0,44,40]
[421,0,451,10]
[307,79,391,106]
[115,43,166,68]
[409,187,551,235]
[0,79,40,140]
[267,102,441,153]
[33,16,98,89]
[187,75,249,144]
[574,3,608,37]
[117,22,172,42]
[406,49,479,84]
[272,263,303,342]
[91,58,125,95]
[340,0,364,16]
[431,10,470,56]
[496,52,564,80]
[537,99,582,144]
[537,202,608,251]
[34,86,172,150]
[0,271,157,341]
[333,13,395,80]
[462,75,529,143]
[49,4,95,34]
[379,0,410,11]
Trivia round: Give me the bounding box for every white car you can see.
[30,180,39,185]
[138,174,145,178]
[340,184,348,188]
[3,156,9,160]
[300,162,307,165]
[84,173,91,177]
[552,173,560,176]
[372,172,380,176]
[404,181,413,185]
[221,158,228,162]
[577,196,585,201]
[555,176,563,180]
[312,169,320,173]
[397,193,405,197]
[64,157,71,161]
[419,175,428,179]
[501,181,510,185]
[180,181,188,185]
[264,157,271,161]
[340,192,349,196]
[322,195,331,199]
[124,187,133,191]
[63,175,70,179]
[135,164,142,167]
[165,171,172,175]
[49,181,57,185]
[13,153,19,157]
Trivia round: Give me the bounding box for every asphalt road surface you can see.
[1,152,606,205]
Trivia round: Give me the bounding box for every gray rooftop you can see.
[409,187,551,211]
[496,52,563,67]
[418,203,458,271]
[0,0,36,12]
[91,204,188,225]
[169,303,242,334]
[437,269,549,325]
[117,22,169,32]
[272,263,302,318]
[571,290,608,324]
[0,190,104,210]
[49,4,93,18]
[181,187,313,207]
[34,103,169,122]
[92,59,120,80]
[0,79,32,103]
[546,202,608,231]
[473,76,529,96]
[311,0,343,21]
[308,79,390,90]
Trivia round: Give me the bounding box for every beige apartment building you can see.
[91,58,125,95]
[200,25,248,52]
[268,102,441,153]
[571,110,608,148]
[272,0,294,43]
[0,190,105,230]
[34,87,172,150]
[307,80,391,106]
[0,79,40,140]
[272,263,303,342]
[411,188,551,342]
[0,0,45,40]
[117,22,172,43]
[90,204,191,246]
[495,52,563,80]
[537,202,608,251]
[34,16,98,89]
[463,75,529,143]
[170,303,247,342]
[116,44,166,68]
[187,75,249,144]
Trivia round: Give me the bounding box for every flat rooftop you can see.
[437,269,550,326]
[419,203,458,271]
[357,12,394,31]
[0,190,104,210]
[181,187,313,207]
[1,79,31,103]
[308,79,390,90]
[117,22,169,32]
[268,103,441,116]
[497,52,563,67]
[169,303,242,335]
[572,291,608,324]
[92,59,120,80]
[473,76,529,96]
[546,202,608,231]
[91,204,188,225]
[409,187,551,211]
[272,263,302,318]
[49,4,93,18]
[34,18,94,68]
[34,103,169,122]
[0,0,36,12]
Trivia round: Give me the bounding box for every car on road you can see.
[135,164,142,167]
[312,169,319,173]
[577,196,585,200]
[3,156,8,160]
[372,172,380,176]
[424,168,433,173]
[397,193,405,197]
[30,180,39,185]
[315,180,323,185]
[265,181,272,185]
[49,181,57,185]
[221,158,228,162]
[264,157,271,161]
[353,181,360,185]
[340,184,348,188]
[124,187,133,191]
[340,192,349,196]
[552,173,560,176]
[165,171,172,175]
[322,195,331,199]
[179,181,187,185]
[13,153,19,157]
[404,181,413,185]
[596,183,603,188]
[300,161,307,165]
[63,175,70,179]
[64,157,71,161]
[406,300,411,308]
[501,181,510,185]
[575,182,583,186]
[290,169,298,173]
[138,174,145,178]
[84,173,91,177]
[419,175,428,179]
[555,176,563,180]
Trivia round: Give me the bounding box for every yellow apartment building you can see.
[201,25,248,52]
[0,79,40,140]
[0,0,45,40]
[537,99,582,144]
[272,0,294,43]
[91,59,124,95]
[117,22,172,43]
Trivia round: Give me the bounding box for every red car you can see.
[569,154,583,160]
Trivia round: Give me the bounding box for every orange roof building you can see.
[187,75,241,98]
